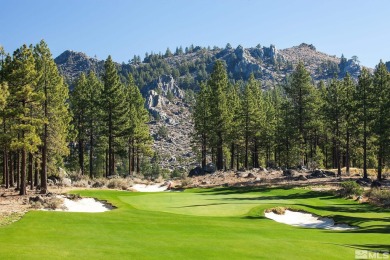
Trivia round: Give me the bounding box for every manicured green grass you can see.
[0,187,389,259]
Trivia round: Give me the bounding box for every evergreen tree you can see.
[85,71,103,178]
[284,62,318,166]
[372,61,390,180]
[34,40,70,193]
[208,60,230,170]
[7,45,42,195]
[341,73,355,175]
[101,56,129,176]
[323,77,344,176]
[71,73,88,175]
[193,82,211,169]
[355,68,374,178]
[226,82,241,170]
[126,74,151,175]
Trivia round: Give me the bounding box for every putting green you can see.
[119,191,294,216]
[0,187,388,259]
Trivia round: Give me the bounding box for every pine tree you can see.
[126,74,151,175]
[355,68,374,179]
[101,56,129,176]
[372,61,390,180]
[208,60,230,170]
[284,62,318,166]
[85,71,103,178]
[193,82,211,169]
[341,73,356,175]
[34,40,70,193]
[226,82,241,170]
[71,73,88,175]
[323,77,344,176]
[7,45,42,195]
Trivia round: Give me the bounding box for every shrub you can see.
[367,188,390,207]
[171,168,184,179]
[107,179,131,190]
[157,126,169,139]
[181,178,192,187]
[265,207,287,215]
[43,197,65,210]
[92,178,107,188]
[338,181,363,198]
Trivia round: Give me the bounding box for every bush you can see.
[181,178,192,187]
[367,188,390,207]
[338,181,364,198]
[107,179,131,190]
[171,168,184,179]
[157,126,169,139]
[265,207,287,215]
[92,178,108,188]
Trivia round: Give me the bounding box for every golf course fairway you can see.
[0,187,389,259]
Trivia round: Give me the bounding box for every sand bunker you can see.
[44,196,113,213]
[265,209,357,230]
[131,183,169,192]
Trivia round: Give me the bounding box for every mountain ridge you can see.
[54,42,365,89]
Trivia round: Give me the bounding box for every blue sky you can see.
[1,0,389,67]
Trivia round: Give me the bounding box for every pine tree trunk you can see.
[336,121,341,177]
[128,140,132,176]
[131,144,135,173]
[28,153,33,190]
[346,129,350,176]
[230,142,234,170]
[20,148,26,195]
[41,80,48,194]
[244,132,249,169]
[112,152,116,175]
[216,132,223,170]
[108,112,113,176]
[34,157,39,187]
[78,138,84,175]
[89,130,94,179]
[3,148,8,189]
[136,150,140,174]
[9,152,14,187]
[105,149,108,178]
[363,118,368,179]
[201,133,206,169]
[236,144,239,170]
[16,151,20,190]
[254,140,259,168]
[377,145,383,181]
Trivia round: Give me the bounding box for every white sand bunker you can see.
[265,209,357,230]
[61,197,112,212]
[131,183,169,192]
[42,196,113,213]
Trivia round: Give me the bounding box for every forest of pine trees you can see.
[0,42,151,194]
[193,60,390,181]
[1,40,390,196]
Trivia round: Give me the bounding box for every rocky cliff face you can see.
[143,75,196,171]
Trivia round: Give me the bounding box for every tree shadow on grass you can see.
[216,190,335,202]
[195,186,281,195]
[344,244,390,251]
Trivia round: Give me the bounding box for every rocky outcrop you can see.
[142,75,196,171]
[55,50,105,86]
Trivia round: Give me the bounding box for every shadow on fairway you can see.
[346,244,390,251]
[218,191,334,202]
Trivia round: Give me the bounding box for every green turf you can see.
[0,187,389,259]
